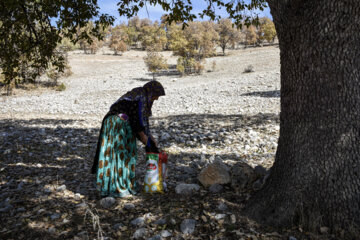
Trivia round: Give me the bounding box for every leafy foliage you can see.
[109,25,129,55]
[78,21,106,54]
[118,0,268,28]
[258,17,277,43]
[139,23,167,51]
[0,0,114,86]
[168,21,217,75]
[244,25,258,46]
[216,18,242,55]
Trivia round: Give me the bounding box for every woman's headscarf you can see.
[110,80,165,117]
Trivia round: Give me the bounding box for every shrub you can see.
[212,61,217,72]
[110,40,127,55]
[109,25,129,55]
[176,59,185,75]
[56,83,66,91]
[176,57,204,75]
[194,61,204,74]
[143,51,168,80]
[59,38,80,51]
[243,65,255,73]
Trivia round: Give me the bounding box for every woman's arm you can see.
[138,131,148,145]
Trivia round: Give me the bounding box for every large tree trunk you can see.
[245,0,360,235]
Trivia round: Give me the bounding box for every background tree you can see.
[0,0,114,89]
[139,22,167,51]
[168,21,217,74]
[198,21,219,58]
[126,16,147,48]
[167,23,197,75]
[78,21,104,54]
[109,25,129,55]
[258,17,276,44]
[118,0,360,236]
[216,18,241,55]
[243,25,258,46]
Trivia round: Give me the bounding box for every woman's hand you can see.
[149,134,158,147]
[138,132,159,152]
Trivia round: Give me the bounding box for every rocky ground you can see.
[0,46,333,239]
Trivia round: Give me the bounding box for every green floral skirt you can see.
[95,115,137,197]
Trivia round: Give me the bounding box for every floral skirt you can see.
[95,115,137,197]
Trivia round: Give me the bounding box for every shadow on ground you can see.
[0,113,284,239]
[241,90,280,98]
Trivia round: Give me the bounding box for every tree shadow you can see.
[133,77,153,82]
[241,90,280,98]
[0,113,279,239]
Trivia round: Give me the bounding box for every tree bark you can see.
[245,0,360,235]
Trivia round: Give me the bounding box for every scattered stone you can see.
[48,227,56,234]
[288,237,297,240]
[124,203,135,210]
[230,214,236,224]
[169,218,177,225]
[74,193,82,200]
[17,207,26,212]
[180,219,196,235]
[154,218,166,225]
[75,231,88,240]
[113,223,124,230]
[37,209,46,214]
[76,203,87,209]
[0,204,13,213]
[198,162,230,187]
[17,182,24,190]
[161,230,172,238]
[133,228,148,239]
[147,235,162,240]
[217,202,228,211]
[214,214,226,220]
[100,197,116,209]
[130,217,145,227]
[209,183,223,193]
[50,213,61,220]
[175,183,200,195]
[56,185,67,192]
[230,162,257,193]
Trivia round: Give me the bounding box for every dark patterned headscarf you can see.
[110,80,165,117]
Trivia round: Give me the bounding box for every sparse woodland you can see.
[0,16,277,94]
